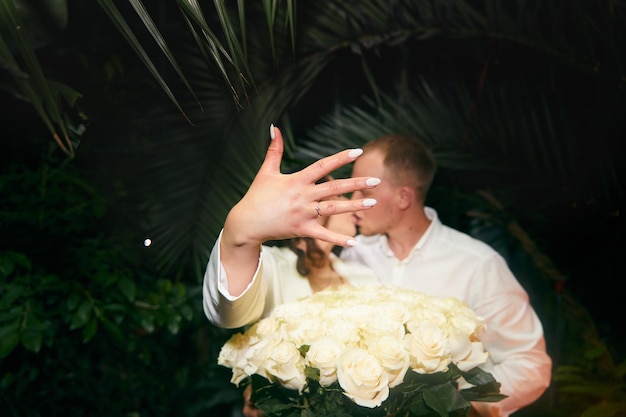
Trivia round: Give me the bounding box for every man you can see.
[342,133,552,417]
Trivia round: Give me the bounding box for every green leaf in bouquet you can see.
[457,366,507,403]
[308,386,354,417]
[423,382,470,416]
[408,393,436,417]
[251,374,301,416]
[304,365,320,381]
[403,367,460,387]
[458,365,496,386]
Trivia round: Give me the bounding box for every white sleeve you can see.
[469,255,552,417]
[202,230,266,329]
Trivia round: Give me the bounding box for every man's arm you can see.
[470,257,552,416]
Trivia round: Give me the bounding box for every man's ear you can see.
[397,186,415,210]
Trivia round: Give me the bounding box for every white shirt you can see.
[341,207,552,417]
[202,233,379,329]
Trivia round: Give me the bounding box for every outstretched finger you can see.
[302,222,359,247]
[299,147,364,183]
[312,177,381,202]
[259,124,284,174]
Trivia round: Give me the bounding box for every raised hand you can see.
[223,124,379,248]
[220,125,380,296]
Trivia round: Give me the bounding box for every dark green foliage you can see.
[0,151,238,416]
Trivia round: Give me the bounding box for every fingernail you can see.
[348,149,363,158]
[347,239,358,246]
[366,177,381,186]
[269,124,276,140]
[363,198,377,207]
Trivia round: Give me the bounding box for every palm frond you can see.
[0,0,80,157]
[81,0,624,278]
[303,76,622,209]
[123,37,332,276]
[97,0,197,122]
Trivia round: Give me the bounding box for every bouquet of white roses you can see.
[218,285,505,417]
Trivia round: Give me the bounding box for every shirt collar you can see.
[419,207,440,253]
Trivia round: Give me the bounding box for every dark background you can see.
[2,1,625,416]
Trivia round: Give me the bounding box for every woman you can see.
[201,125,381,416]
[202,125,381,329]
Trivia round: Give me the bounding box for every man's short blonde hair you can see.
[363,133,436,201]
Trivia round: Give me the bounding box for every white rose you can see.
[341,304,376,328]
[264,340,306,392]
[370,335,410,388]
[449,312,485,337]
[407,307,447,328]
[218,333,251,385]
[429,296,457,312]
[244,332,284,380]
[337,348,389,408]
[218,333,247,368]
[251,316,282,338]
[272,301,311,325]
[405,322,451,374]
[289,317,325,346]
[449,332,489,372]
[374,301,411,325]
[218,285,495,406]
[305,336,344,386]
[325,318,360,346]
[245,318,287,351]
[361,316,406,345]
[400,291,430,307]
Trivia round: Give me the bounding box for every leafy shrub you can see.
[0,152,237,416]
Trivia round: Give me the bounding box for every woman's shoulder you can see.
[262,244,297,261]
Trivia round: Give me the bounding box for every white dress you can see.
[203,233,380,329]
